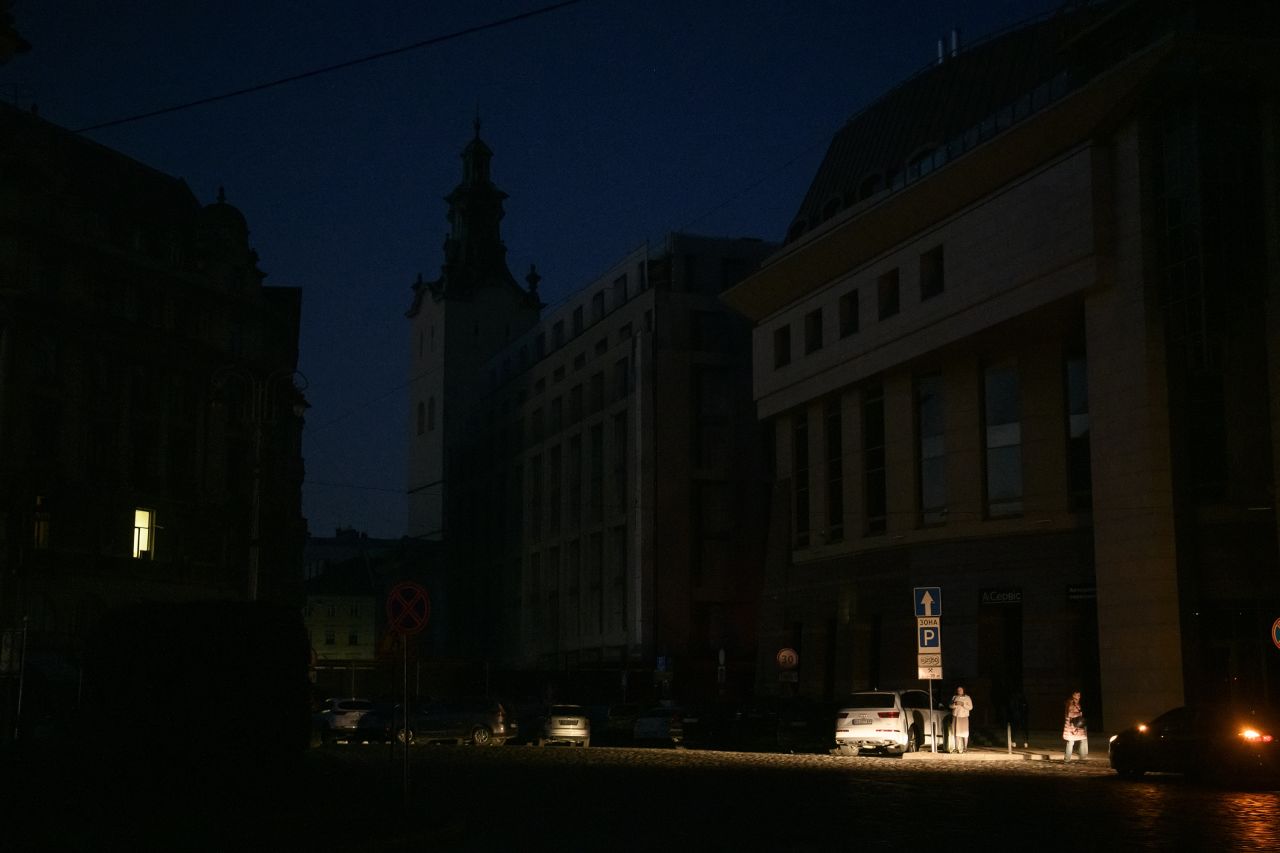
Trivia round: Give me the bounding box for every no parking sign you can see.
[387,581,431,636]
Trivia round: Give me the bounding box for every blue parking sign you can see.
[914,587,941,617]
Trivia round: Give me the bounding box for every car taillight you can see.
[1240,728,1273,743]
[877,711,900,719]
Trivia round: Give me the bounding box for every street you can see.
[6,740,1278,851]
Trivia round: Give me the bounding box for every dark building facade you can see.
[407,126,775,704]
[0,102,307,736]
[723,0,1280,732]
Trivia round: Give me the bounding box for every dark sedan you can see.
[1108,705,1279,784]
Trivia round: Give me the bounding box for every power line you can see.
[305,370,424,434]
[73,0,586,133]
[306,479,402,494]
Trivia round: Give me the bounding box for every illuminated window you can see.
[132,508,155,559]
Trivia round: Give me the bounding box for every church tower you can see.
[406,121,542,540]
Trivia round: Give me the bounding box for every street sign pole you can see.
[913,588,943,753]
[928,678,935,753]
[386,581,431,819]
[401,637,408,812]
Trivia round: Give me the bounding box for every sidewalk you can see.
[901,729,1111,762]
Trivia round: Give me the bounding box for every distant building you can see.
[0,102,307,734]
[723,0,1280,731]
[407,124,775,702]
[303,529,449,699]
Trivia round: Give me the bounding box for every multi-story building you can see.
[722,0,1280,731]
[0,102,307,733]
[302,528,447,698]
[407,125,774,702]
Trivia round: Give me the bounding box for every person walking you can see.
[1063,690,1088,761]
[949,686,973,753]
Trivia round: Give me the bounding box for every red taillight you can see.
[878,711,900,719]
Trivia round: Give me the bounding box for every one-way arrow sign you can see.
[914,587,942,618]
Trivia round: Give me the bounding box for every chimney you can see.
[937,37,945,65]
[950,28,961,58]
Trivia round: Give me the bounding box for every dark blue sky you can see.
[7,0,1061,539]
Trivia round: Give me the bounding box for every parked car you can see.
[397,698,516,746]
[1109,705,1280,784]
[833,689,949,756]
[314,697,382,744]
[539,704,591,747]
[632,705,684,747]
[898,688,951,751]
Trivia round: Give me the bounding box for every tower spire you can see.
[438,122,513,294]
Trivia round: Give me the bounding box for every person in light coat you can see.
[949,686,973,753]
[1063,690,1089,761]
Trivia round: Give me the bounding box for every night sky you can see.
[6,0,1061,539]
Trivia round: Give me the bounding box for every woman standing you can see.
[949,686,973,753]
[1063,690,1088,761]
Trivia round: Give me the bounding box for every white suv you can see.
[833,689,949,756]
[314,697,381,744]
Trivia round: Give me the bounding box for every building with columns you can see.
[722,0,1280,732]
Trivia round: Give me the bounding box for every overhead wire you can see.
[72,0,586,133]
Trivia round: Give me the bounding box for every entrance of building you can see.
[978,589,1023,731]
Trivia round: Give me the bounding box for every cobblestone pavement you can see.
[313,741,1276,851]
[6,740,1277,851]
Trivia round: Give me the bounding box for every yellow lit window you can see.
[133,508,155,559]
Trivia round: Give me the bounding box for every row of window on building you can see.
[793,351,1090,546]
[524,522,630,642]
[775,245,945,369]
[313,629,361,646]
[30,504,161,559]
